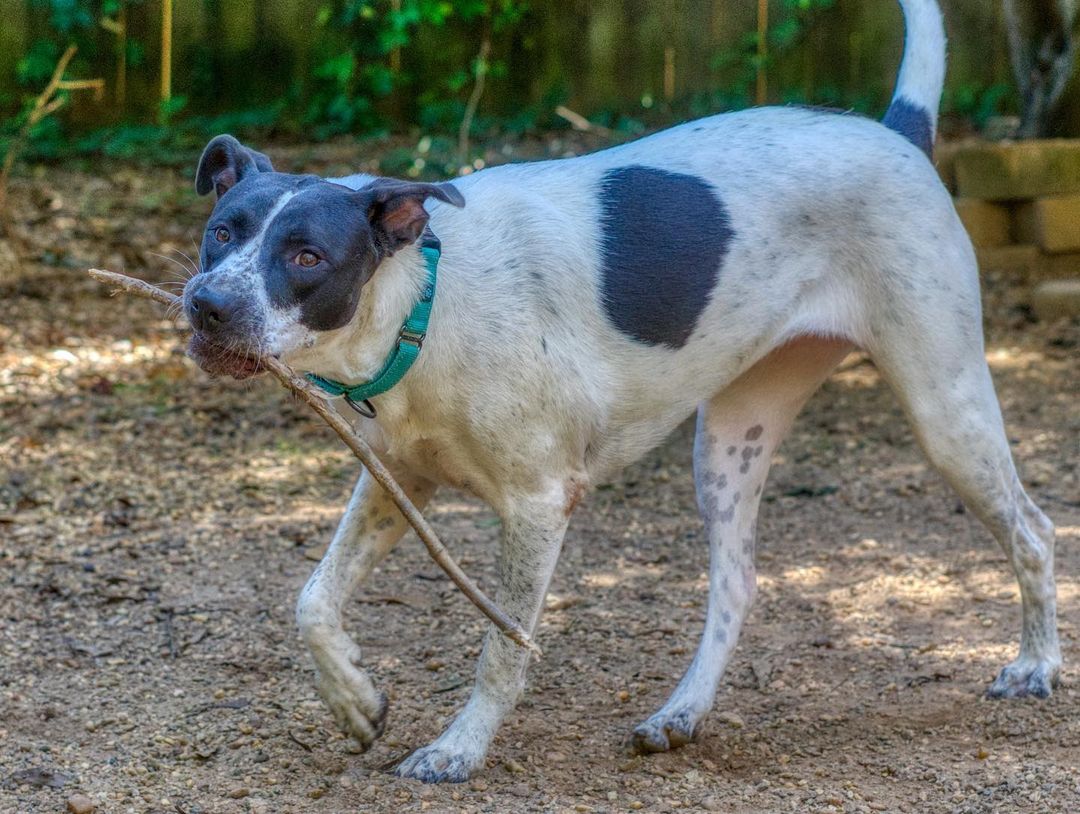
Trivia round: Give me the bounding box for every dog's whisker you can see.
[150,251,198,280]
[157,270,191,286]
[172,247,201,277]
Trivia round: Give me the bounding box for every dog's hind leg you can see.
[296,464,438,748]
[865,267,1061,698]
[632,336,853,753]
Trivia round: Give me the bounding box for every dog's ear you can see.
[195,134,274,198]
[362,180,465,254]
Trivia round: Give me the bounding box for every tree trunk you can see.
[1003,0,1078,138]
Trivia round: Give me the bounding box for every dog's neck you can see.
[291,243,431,388]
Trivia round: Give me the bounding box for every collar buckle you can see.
[399,328,425,349]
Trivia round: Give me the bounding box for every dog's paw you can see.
[629,708,698,754]
[395,745,478,784]
[987,658,1060,700]
[313,647,388,749]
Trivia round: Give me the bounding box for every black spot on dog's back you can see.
[598,165,733,347]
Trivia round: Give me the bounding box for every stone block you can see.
[977,245,1080,282]
[1040,252,1080,280]
[977,245,1041,280]
[954,140,1080,201]
[1031,280,1080,321]
[1012,196,1080,254]
[954,198,1011,248]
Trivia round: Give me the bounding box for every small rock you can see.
[227,787,250,799]
[66,795,95,814]
[1032,280,1080,321]
[304,545,328,562]
[545,594,584,611]
[717,710,745,729]
[12,768,72,789]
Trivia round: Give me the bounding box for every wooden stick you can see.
[160,0,173,115]
[756,0,769,106]
[87,268,540,656]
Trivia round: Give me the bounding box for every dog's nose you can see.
[189,288,238,332]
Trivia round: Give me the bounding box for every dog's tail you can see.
[883,0,946,157]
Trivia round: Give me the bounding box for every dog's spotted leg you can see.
[296,464,437,749]
[632,337,852,753]
[396,481,572,782]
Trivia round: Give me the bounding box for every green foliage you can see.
[2,0,1016,165]
[305,0,527,138]
[709,0,840,112]
[32,0,95,33]
[16,40,63,86]
[943,82,1014,129]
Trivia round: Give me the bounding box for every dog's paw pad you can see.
[315,670,387,749]
[987,659,1059,700]
[630,722,671,754]
[629,710,697,754]
[395,746,474,784]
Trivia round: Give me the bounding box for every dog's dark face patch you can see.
[258,182,382,332]
[597,165,733,347]
[197,173,380,334]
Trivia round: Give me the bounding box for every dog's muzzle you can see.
[184,284,265,380]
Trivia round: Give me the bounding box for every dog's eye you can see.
[295,250,321,268]
[214,227,230,244]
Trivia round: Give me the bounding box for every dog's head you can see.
[183,134,464,379]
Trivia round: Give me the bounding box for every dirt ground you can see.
[1,143,1079,814]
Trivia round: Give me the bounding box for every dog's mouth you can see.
[187,333,265,380]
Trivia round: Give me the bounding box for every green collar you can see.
[305,232,440,418]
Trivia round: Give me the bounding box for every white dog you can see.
[181,0,1060,783]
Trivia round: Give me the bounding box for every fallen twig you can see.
[87,267,540,656]
[0,46,104,255]
[457,36,491,169]
[554,105,615,138]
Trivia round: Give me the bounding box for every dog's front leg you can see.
[296,465,437,749]
[396,483,571,783]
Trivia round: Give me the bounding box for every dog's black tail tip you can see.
[883,97,935,158]
[886,0,946,158]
